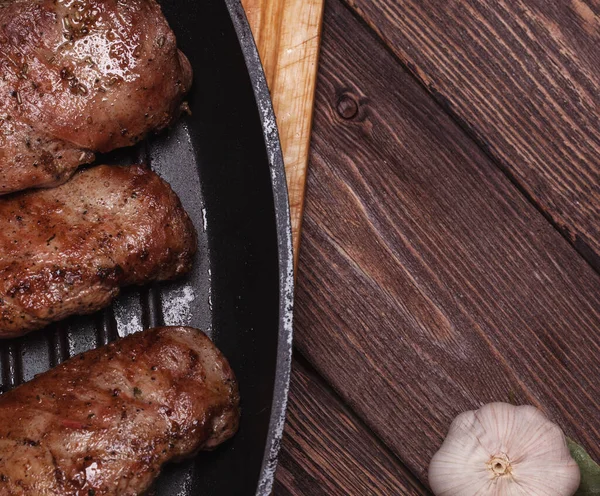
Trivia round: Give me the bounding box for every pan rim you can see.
[223,1,295,495]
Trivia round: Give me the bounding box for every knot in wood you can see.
[336,94,359,120]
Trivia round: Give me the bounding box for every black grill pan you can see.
[0,0,294,494]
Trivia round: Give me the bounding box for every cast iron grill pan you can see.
[0,0,293,494]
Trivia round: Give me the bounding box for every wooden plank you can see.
[342,0,600,271]
[239,3,421,490]
[275,358,428,495]
[241,0,324,267]
[296,0,600,486]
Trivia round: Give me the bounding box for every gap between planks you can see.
[341,0,600,279]
[276,354,431,495]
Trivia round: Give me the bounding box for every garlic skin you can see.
[428,403,580,496]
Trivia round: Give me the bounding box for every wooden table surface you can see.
[243,0,600,494]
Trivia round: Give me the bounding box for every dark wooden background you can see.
[274,0,600,493]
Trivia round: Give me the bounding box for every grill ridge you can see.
[48,324,69,367]
[2,342,21,390]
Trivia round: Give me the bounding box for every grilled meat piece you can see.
[0,326,240,495]
[0,0,192,194]
[0,164,196,337]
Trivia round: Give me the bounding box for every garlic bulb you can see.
[428,403,580,496]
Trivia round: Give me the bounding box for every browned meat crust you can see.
[0,326,240,495]
[0,164,197,337]
[0,0,193,194]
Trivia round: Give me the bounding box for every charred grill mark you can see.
[96,265,124,284]
[7,280,31,297]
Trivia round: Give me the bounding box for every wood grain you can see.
[241,0,324,267]
[296,0,600,486]
[275,358,428,495]
[342,0,600,272]
[239,3,419,492]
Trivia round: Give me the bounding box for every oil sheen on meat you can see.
[0,0,192,194]
[0,164,197,337]
[0,326,240,495]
